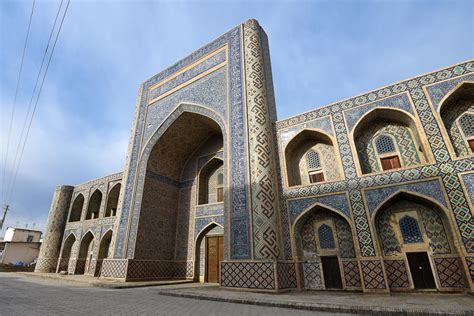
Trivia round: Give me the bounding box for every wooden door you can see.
[206,236,224,283]
[381,155,401,171]
[407,252,436,289]
[468,139,474,153]
[321,256,343,289]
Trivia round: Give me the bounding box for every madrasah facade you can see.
[35,19,474,293]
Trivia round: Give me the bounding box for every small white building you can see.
[0,228,42,266]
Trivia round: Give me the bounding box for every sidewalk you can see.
[15,272,193,289]
[15,272,474,315]
[156,285,474,316]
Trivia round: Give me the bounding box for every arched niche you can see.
[86,190,102,220]
[353,108,429,175]
[284,129,342,187]
[439,81,474,157]
[69,194,84,222]
[135,110,225,264]
[194,222,224,282]
[198,158,224,205]
[58,233,76,272]
[293,204,358,290]
[373,192,466,290]
[105,184,121,217]
[76,231,95,275]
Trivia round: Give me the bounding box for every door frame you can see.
[205,235,224,283]
[320,255,344,290]
[404,251,439,290]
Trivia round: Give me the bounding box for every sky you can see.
[0,0,473,237]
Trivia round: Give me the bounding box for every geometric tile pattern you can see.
[420,207,451,254]
[276,262,297,289]
[434,257,466,288]
[100,259,128,279]
[365,179,448,216]
[356,122,421,174]
[342,260,362,288]
[384,259,410,289]
[127,260,193,280]
[360,260,387,289]
[243,20,281,260]
[376,208,402,256]
[302,261,323,289]
[220,261,275,289]
[466,256,474,282]
[441,98,474,157]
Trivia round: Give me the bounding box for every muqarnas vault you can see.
[36,19,474,293]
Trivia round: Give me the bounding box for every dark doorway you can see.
[407,252,436,289]
[206,236,224,283]
[321,256,343,289]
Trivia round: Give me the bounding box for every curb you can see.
[156,290,474,316]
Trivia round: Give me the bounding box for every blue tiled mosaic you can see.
[365,179,448,216]
[279,116,334,148]
[288,193,351,224]
[344,93,414,133]
[425,73,474,111]
[195,203,224,217]
[195,215,224,239]
[461,173,474,205]
[148,49,226,102]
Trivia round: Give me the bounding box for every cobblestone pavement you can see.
[0,273,348,315]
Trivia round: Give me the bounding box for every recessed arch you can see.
[57,232,76,273]
[373,190,467,290]
[194,221,224,282]
[438,81,474,157]
[76,230,95,275]
[86,189,102,220]
[69,194,84,222]
[105,183,121,217]
[198,157,224,205]
[284,128,343,187]
[292,203,358,290]
[352,107,429,175]
[129,104,227,267]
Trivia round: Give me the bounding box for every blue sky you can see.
[0,0,473,236]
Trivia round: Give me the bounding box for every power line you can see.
[7,0,71,204]
[1,0,36,204]
[7,0,64,202]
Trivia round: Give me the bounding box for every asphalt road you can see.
[0,273,349,315]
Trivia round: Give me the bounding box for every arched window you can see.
[306,150,321,169]
[318,224,336,249]
[374,134,401,171]
[306,150,324,183]
[399,215,423,244]
[375,135,396,154]
[216,172,223,202]
[458,113,474,153]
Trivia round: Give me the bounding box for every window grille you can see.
[399,215,423,243]
[318,224,336,249]
[217,173,223,185]
[375,135,396,154]
[306,150,321,170]
[459,113,474,137]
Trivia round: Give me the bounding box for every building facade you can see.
[1,227,42,265]
[35,20,474,293]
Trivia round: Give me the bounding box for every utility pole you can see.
[0,204,9,231]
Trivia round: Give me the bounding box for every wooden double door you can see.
[206,236,224,283]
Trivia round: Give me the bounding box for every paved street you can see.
[0,273,348,315]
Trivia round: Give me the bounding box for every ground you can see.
[0,273,344,316]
